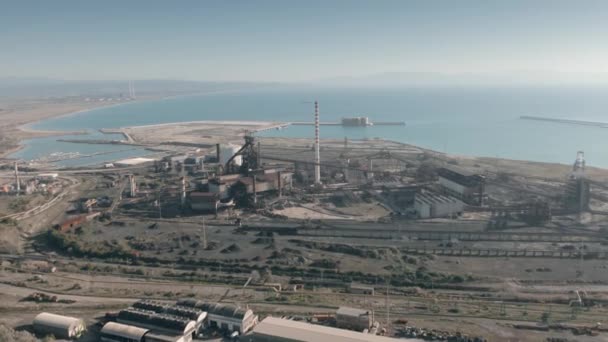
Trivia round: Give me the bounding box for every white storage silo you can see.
[220,144,242,167]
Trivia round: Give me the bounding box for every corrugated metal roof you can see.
[142,332,183,342]
[33,312,82,331]
[252,317,419,342]
[117,309,195,333]
[177,300,250,319]
[439,165,478,177]
[101,322,149,341]
[132,300,205,322]
[415,192,461,206]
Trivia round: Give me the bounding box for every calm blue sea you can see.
[11,86,608,168]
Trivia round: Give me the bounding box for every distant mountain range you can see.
[314,71,608,87]
[1,71,608,99]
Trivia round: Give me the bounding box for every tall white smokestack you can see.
[181,176,187,207]
[129,174,137,197]
[314,101,321,184]
[14,162,20,196]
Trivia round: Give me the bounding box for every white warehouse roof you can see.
[115,157,155,166]
[33,312,85,339]
[101,322,149,341]
[252,317,419,342]
[38,173,59,178]
[336,307,370,317]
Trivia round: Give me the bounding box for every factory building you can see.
[132,300,207,330]
[348,283,375,295]
[335,307,373,332]
[209,174,242,200]
[208,171,293,201]
[437,166,485,206]
[414,191,464,219]
[37,173,59,181]
[117,309,196,342]
[32,312,86,340]
[177,299,257,334]
[564,178,590,213]
[100,322,149,342]
[234,172,293,195]
[188,192,219,213]
[247,316,416,342]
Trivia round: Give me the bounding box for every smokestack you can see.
[129,174,137,197]
[314,101,321,184]
[257,140,261,169]
[14,162,20,196]
[277,171,282,197]
[252,175,257,204]
[181,176,187,207]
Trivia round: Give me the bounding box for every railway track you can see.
[297,228,604,242]
[400,247,607,259]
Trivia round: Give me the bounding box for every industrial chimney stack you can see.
[314,101,321,184]
[14,162,20,196]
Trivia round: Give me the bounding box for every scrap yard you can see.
[3,106,608,341]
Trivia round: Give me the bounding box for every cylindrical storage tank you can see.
[220,144,242,167]
[33,312,85,339]
[100,322,149,342]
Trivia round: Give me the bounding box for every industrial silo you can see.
[220,144,242,167]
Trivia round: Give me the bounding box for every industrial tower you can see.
[128,80,136,99]
[314,101,321,184]
[14,161,20,196]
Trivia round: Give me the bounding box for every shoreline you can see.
[13,86,268,138]
[17,97,156,132]
[1,87,268,161]
[4,88,608,172]
[1,96,167,160]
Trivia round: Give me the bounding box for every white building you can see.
[177,299,257,334]
[33,312,86,340]
[37,173,59,181]
[247,317,418,342]
[437,166,485,206]
[414,191,464,219]
[117,309,196,342]
[132,300,207,331]
[335,307,372,332]
[100,322,149,342]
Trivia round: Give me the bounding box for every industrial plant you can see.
[2,101,608,342]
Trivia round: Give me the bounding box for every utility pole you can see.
[158,193,162,219]
[202,217,208,250]
[385,277,390,336]
[157,178,163,219]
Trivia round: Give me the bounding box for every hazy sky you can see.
[2,0,608,82]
